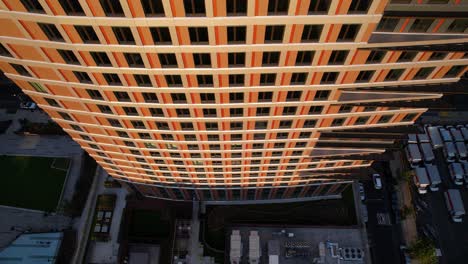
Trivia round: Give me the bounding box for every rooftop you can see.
[228,226,365,264]
[0,232,63,264]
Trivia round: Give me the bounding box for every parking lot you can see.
[413,148,468,264]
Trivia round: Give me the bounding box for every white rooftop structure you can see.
[230,230,242,264]
[249,231,260,264]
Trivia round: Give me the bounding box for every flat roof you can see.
[228,226,365,264]
[0,232,63,264]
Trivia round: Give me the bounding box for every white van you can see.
[443,142,457,163]
[426,126,443,149]
[420,143,435,163]
[455,142,467,161]
[448,163,464,185]
[406,144,423,168]
[439,128,453,142]
[450,128,464,143]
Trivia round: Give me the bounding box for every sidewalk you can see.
[390,151,418,246]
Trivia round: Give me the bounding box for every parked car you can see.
[373,174,382,189]
[359,183,366,201]
[19,102,37,110]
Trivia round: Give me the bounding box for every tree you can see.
[408,238,437,264]
[400,205,415,220]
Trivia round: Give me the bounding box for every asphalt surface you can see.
[413,148,468,264]
[363,165,402,264]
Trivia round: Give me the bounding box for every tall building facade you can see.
[0,0,466,201]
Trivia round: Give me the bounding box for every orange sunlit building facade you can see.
[0,0,466,201]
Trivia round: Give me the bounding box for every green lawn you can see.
[0,156,69,211]
[129,210,171,237]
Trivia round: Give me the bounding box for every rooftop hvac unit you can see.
[230,230,242,264]
[249,231,260,264]
[341,247,364,261]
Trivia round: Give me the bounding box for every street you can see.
[414,149,468,264]
[363,165,402,264]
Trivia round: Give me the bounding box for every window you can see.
[181,122,194,130]
[299,132,312,138]
[158,53,177,67]
[321,72,338,84]
[200,93,215,103]
[231,134,243,141]
[290,73,307,85]
[39,23,64,42]
[226,0,247,16]
[112,27,135,44]
[260,73,276,85]
[377,17,399,32]
[131,121,145,129]
[385,69,404,81]
[447,19,468,33]
[228,53,245,67]
[296,51,314,65]
[155,122,169,130]
[286,91,302,101]
[74,71,92,83]
[184,0,205,16]
[135,74,152,87]
[262,52,280,66]
[142,0,164,16]
[75,26,99,43]
[254,133,266,140]
[142,92,159,102]
[21,0,45,13]
[264,25,285,43]
[367,50,386,63]
[90,52,111,66]
[114,91,130,102]
[58,49,79,64]
[150,108,164,117]
[229,74,244,86]
[0,44,12,57]
[203,109,217,117]
[444,65,465,78]
[301,25,323,42]
[309,106,323,114]
[229,93,244,103]
[314,90,330,100]
[378,115,392,123]
[197,75,213,87]
[355,70,375,82]
[429,52,446,61]
[348,0,371,14]
[413,67,434,80]
[205,122,218,130]
[331,118,345,126]
[268,0,289,15]
[398,51,417,62]
[258,91,273,102]
[71,124,82,131]
[193,53,211,67]
[337,24,360,41]
[282,106,297,115]
[230,108,243,117]
[97,105,114,114]
[230,122,243,130]
[165,75,183,86]
[100,0,124,16]
[59,0,85,15]
[308,0,330,14]
[255,121,268,129]
[87,89,103,100]
[256,107,270,116]
[363,106,376,112]
[104,73,122,85]
[402,113,418,122]
[355,116,369,125]
[227,26,246,43]
[150,27,172,44]
[123,107,138,116]
[124,53,144,68]
[410,19,435,33]
[171,93,187,103]
[11,64,30,76]
[108,118,122,127]
[339,105,352,113]
[45,98,60,107]
[189,27,209,44]
[304,120,316,127]
[328,50,349,65]
[176,109,190,117]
